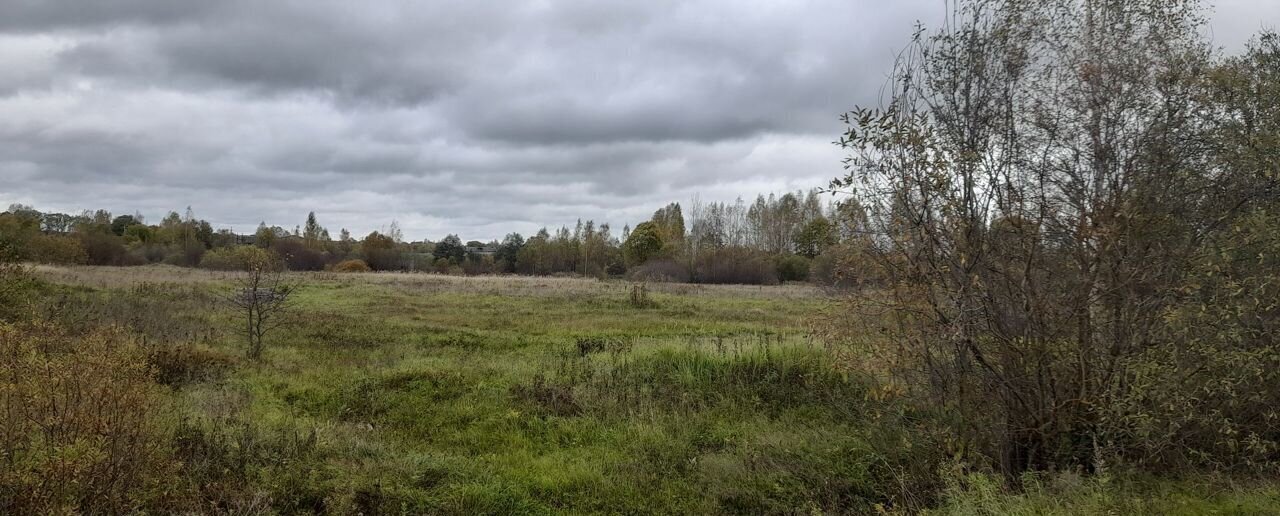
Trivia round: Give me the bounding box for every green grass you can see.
[100,270,877,513]
[21,265,1280,514]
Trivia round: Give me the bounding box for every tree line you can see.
[0,189,871,285]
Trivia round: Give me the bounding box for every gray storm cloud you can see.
[1,0,1275,240]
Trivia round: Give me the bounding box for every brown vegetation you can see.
[0,322,175,514]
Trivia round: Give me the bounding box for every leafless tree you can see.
[223,255,294,360]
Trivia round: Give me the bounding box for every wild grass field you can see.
[3,264,1279,514]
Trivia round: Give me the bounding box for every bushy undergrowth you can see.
[0,322,176,514]
[148,344,237,387]
[1106,210,1280,472]
[0,264,46,322]
[775,254,811,283]
[24,234,88,265]
[628,258,692,283]
[200,245,278,271]
[692,247,780,285]
[332,258,372,272]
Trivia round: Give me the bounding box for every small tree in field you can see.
[223,253,293,360]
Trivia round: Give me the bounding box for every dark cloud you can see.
[1,0,1273,240]
[0,0,218,32]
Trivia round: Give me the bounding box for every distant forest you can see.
[0,189,866,285]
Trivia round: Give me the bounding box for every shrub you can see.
[119,249,149,266]
[0,322,176,513]
[361,232,403,271]
[26,234,87,264]
[628,259,691,283]
[431,257,450,274]
[77,231,129,265]
[179,241,207,267]
[200,245,278,271]
[158,242,207,267]
[809,245,871,289]
[332,259,372,272]
[462,255,495,275]
[273,238,327,271]
[692,247,778,285]
[0,264,45,323]
[147,344,236,387]
[605,261,627,277]
[775,254,810,282]
[1107,210,1280,471]
[137,243,169,263]
[826,0,1247,478]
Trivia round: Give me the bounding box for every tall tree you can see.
[495,233,525,272]
[650,203,685,249]
[832,0,1221,475]
[360,231,401,270]
[433,234,466,264]
[109,215,139,236]
[303,211,325,249]
[254,222,276,249]
[622,222,664,267]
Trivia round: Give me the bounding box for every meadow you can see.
[4,264,1278,514]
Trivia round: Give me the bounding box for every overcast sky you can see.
[2,1,1275,241]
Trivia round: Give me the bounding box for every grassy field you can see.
[12,265,1280,514]
[34,265,880,514]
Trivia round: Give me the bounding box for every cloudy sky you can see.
[2,1,1275,241]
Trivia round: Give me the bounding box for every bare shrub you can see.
[0,322,175,513]
[222,254,294,360]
